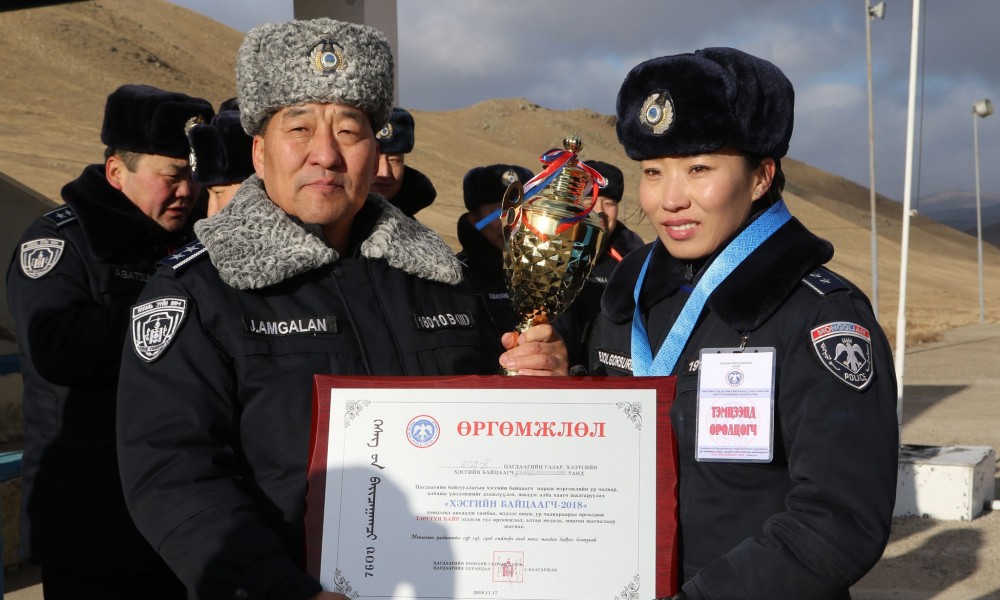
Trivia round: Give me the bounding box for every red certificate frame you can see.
[307,375,677,598]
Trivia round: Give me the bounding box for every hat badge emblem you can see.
[502,169,518,186]
[377,122,394,141]
[640,90,675,135]
[184,116,203,172]
[312,40,346,75]
[184,115,204,135]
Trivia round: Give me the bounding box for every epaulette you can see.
[801,267,850,297]
[42,206,77,228]
[158,240,208,272]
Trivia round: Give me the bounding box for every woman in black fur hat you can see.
[589,48,898,600]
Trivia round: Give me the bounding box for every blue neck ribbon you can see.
[630,200,792,376]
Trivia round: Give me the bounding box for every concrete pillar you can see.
[293,0,399,104]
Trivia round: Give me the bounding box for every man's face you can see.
[252,102,378,248]
[597,195,619,232]
[206,182,242,217]
[106,153,199,232]
[372,152,405,200]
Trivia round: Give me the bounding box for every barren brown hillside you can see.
[2,0,998,347]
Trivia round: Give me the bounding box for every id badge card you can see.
[695,347,776,463]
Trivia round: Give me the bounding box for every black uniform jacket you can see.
[117,177,503,600]
[5,163,196,571]
[589,213,898,600]
[388,165,436,218]
[456,212,519,334]
[558,222,645,369]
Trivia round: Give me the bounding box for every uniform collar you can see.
[603,216,833,332]
[195,174,463,290]
[456,212,503,274]
[386,165,437,218]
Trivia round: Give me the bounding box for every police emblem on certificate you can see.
[695,348,776,463]
[306,376,679,600]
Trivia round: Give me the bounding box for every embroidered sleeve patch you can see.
[131,297,188,362]
[20,239,65,279]
[810,321,874,390]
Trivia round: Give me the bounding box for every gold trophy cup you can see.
[500,135,607,373]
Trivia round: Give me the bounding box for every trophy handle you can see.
[501,181,524,235]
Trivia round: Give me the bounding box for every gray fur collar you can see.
[194,174,463,290]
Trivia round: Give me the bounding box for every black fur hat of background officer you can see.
[377,107,415,154]
[101,84,215,158]
[615,47,794,161]
[463,164,533,212]
[219,97,240,113]
[587,160,624,202]
[187,103,254,187]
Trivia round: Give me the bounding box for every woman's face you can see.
[639,149,773,260]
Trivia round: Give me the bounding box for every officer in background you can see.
[6,83,212,598]
[589,48,898,598]
[187,97,254,216]
[372,106,437,218]
[456,163,534,334]
[116,19,566,600]
[557,159,645,369]
[587,160,646,272]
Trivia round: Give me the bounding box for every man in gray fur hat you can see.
[116,18,567,600]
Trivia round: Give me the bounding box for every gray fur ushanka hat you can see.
[236,18,394,136]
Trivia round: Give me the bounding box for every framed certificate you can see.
[306,375,677,599]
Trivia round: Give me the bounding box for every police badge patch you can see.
[810,321,874,390]
[20,239,65,279]
[131,297,188,362]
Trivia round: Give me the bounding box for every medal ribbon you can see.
[630,200,792,376]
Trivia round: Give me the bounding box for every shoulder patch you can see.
[131,297,188,362]
[809,321,874,391]
[159,241,208,272]
[801,268,849,297]
[19,238,65,278]
[42,206,77,228]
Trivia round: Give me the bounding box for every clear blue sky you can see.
[170,0,1000,207]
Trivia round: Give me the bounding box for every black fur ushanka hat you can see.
[187,107,254,187]
[377,107,415,154]
[616,47,794,161]
[587,160,624,202]
[463,164,533,212]
[101,84,214,159]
